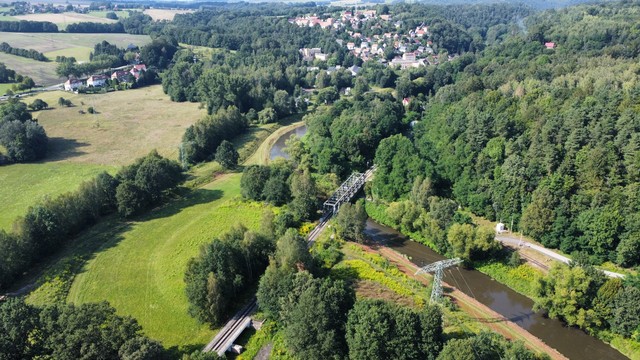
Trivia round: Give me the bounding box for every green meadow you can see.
[67,174,267,349]
[0,162,113,231]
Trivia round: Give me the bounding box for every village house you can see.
[300,48,324,61]
[130,64,147,80]
[87,74,109,87]
[64,78,83,91]
[111,70,130,83]
[545,42,556,49]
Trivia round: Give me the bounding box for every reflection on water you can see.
[365,219,628,360]
[269,125,307,160]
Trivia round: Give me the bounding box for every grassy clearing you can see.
[66,173,268,349]
[0,32,151,63]
[28,85,206,165]
[0,52,60,84]
[144,9,194,21]
[0,82,16,94]
[0,86,202,227]
[22,111,304,351]
[0,162,114,231]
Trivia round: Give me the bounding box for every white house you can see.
[64,78,83,91]
[87,74,109,87]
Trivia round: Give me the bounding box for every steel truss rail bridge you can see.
[204,167,375,356]
[322,172,366,216]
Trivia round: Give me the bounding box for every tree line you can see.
[241,161,319,224]
[0,151,182,290]
[0,299,165,359]
[66,22,125,33]
[0,42,48,62]
[0,20,58,32]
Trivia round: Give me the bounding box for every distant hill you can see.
[411,0,618,9]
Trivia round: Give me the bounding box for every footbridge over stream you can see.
[204,166,375,356]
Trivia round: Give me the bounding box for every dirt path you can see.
[355,243,568,360]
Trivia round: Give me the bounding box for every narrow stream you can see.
[365,220,628,360]
[269,124,307,160]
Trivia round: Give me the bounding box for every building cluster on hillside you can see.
[64,64,147,91]
[290,9,382,31]
[293,8,452,69]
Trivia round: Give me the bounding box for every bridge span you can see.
[204,166,374,356]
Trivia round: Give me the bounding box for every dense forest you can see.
[0,299,165,359]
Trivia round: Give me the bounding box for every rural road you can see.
[496,233,625,278]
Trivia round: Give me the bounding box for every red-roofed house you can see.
[402,98,411,106]
[130,64,147,80]
[545,42,556,49]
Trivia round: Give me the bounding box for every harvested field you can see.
[144,8,194,21]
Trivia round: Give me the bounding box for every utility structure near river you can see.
[415,258,463,303]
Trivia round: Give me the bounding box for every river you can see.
[365,220,628,360]
[269,124,307,160]
[268,124,627,360]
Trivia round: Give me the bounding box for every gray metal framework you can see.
[415,258,463,303]
[322,172,366,216]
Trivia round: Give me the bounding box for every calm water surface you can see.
[269,124,307,160]
[365,219,628,360]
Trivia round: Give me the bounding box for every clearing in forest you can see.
[0,85,204,229]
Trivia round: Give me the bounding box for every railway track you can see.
[203,168,375,355]
[203,298,258,356]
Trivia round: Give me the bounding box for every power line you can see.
[415,258,463,303]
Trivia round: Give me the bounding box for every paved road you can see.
[496,233,625,278]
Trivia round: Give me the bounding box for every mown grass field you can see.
[0,85,203,230]
[29,85,206,165]
[2,31,151,62]
[0,53,60,84]
[0,162,114,230]
[144,8,194,21]
[0,82,16,94]
[67,173,268,349]
[14,12,117,29]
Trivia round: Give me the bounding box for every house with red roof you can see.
[130,64,147,80]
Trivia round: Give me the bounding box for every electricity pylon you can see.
[415,258,463,303]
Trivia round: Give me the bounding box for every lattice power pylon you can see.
[415,258,463,303]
